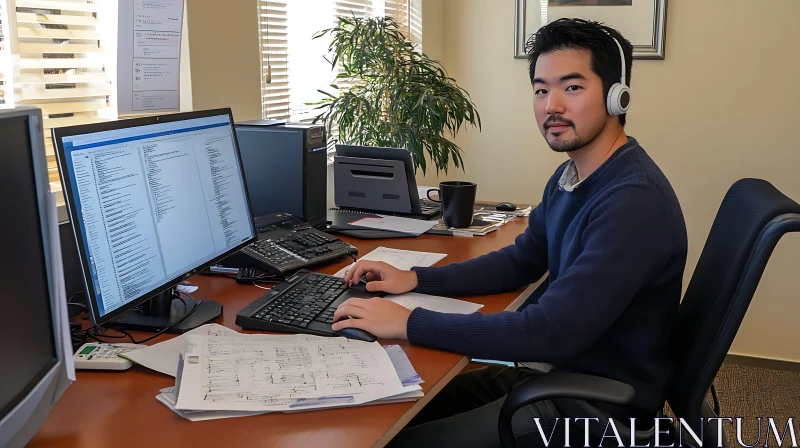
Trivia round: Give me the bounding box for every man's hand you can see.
[332,298,412,340]
[344,260,418,294]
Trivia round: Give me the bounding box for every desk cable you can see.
[70,292,203,347]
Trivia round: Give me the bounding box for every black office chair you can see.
[498,178,800,447]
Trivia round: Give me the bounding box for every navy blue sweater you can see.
[408,138,687,416]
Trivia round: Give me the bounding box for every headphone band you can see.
[604,31,631,116]
[611,36,627,87]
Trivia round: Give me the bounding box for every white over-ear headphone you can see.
[606,36,631,116]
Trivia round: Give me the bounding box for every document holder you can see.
[334,155,413,214]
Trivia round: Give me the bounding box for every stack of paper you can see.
[156,344,423,421]
[148,329,424,420]
[429,218,502,237]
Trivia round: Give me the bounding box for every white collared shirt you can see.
[557,160,587,192]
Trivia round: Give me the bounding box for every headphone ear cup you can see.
[606,83,632,116]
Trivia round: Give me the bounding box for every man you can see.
[333,18,687,446]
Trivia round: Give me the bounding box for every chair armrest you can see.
[498,372,635,448]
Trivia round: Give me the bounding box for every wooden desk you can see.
[30,218,533,448]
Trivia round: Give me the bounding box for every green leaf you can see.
[312,15,480,175]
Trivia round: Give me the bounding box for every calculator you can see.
[73,343,140,371]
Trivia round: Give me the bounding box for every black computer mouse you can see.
[496,202,517,212]
[348,275,370,292]
[333,316,377,342]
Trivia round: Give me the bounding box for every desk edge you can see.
[371,278,544,448]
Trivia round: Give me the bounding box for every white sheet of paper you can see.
[387,292,483,315]
[121,324,237,376]
[334,246,446,278]
[348,215,437,236]
[48,192,75,381]
[175,333,407,412]
[117,0,183,114]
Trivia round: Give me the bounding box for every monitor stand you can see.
[111,288,222,334]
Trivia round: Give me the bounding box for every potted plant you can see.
[311,16,480,175]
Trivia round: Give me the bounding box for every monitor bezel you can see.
[52,108,258,326]
[0,106,70,448]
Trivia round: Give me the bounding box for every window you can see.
[0,3,9,106]
[0,0,115,202]
[258,0,422,123]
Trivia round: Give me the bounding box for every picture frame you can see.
[514,0,667,59]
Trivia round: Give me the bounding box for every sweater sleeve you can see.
[406,187,682,362]
[411,195,550,296]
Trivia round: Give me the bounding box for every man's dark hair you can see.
[527,18,633,126]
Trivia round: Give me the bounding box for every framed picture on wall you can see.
[514,0,667,59]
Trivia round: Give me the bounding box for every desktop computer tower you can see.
[235,121,328,229]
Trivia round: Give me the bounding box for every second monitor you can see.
[53,109,257,333]
[235,121,328,229]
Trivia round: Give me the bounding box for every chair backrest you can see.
[667,179,800,425]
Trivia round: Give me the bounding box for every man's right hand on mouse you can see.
[344,260,418,294]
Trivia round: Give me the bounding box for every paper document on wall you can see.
[386,292,483,315]
[117,0,184,114]
[334,246,446,278]
[174,333,407,412]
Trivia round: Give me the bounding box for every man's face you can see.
[533,48,609,152]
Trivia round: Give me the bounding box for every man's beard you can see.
[547,134,584,153]
[543,116,583,152]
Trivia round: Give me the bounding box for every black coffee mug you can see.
[427,181,477,228]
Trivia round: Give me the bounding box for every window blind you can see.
[4,0,114,202]
[259,0,289,120]
[258,0,421,125]
[0,2,8,106]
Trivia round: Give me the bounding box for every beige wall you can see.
[418,0,800,362]
[182,0,800,361]
[184,0,262,121]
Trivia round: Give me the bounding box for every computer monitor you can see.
[0,107,71,448]
[53,109,257,333]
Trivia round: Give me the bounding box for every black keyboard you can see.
[220,213,358,276]
[236,271,382,339]
[248,231,342,265]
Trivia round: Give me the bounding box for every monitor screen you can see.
[57,112,255,322]
[0,114,57,419]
